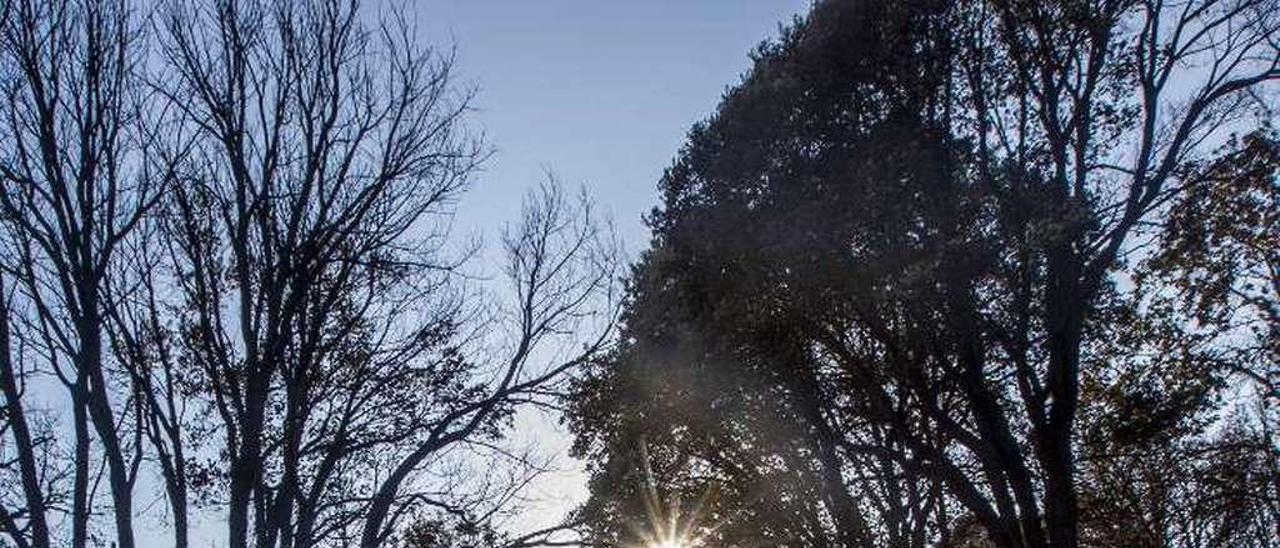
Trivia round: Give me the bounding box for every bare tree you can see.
[0,1,160,547]
[149,2,619,547]
[103,222,199,548]
[359,181,619,548]
[0,272,54,548]
[153,0,480,545]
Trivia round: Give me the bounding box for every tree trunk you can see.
[80,310,137,548]
[0,276,51,548]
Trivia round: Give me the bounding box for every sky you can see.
[414,0,811,246]
[405,0,813,537]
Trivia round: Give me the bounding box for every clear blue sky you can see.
[414,0,811,246]
[408,0,813,536]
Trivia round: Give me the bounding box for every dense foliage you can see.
[568,1,1279,547]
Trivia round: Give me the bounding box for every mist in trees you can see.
[568,1,1279,547]
[0,1,618,547]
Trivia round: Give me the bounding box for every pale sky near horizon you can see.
[407,0,813,538]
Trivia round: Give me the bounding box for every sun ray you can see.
[624,439,722,548]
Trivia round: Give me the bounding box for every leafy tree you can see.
[1075,129,1280,547]
[569,1,1280,547]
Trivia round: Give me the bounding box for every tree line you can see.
[0,1,619,547]
[568,0,1279,547]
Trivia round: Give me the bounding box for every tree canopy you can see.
[568,1,1280,547]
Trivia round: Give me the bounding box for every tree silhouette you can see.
[569,1,1279,547]
[0,1,619,547]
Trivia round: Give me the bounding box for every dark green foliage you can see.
[568,1,1280,547]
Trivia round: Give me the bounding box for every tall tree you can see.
[0,1,621,547]
[0,2,160,547]
[570,1,1280,547]
[152,2,620,547]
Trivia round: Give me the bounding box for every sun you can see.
[629,440,714,548]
